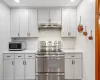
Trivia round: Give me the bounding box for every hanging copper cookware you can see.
[77,16,83,33]
[83,26,88,36]
[88,30,93,40]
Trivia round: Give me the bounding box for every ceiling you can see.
[2,0,82,7]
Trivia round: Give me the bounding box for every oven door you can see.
[43,54,64,73]
[36,55,44,73]
[36,73,64,80]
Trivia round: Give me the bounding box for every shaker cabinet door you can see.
[11,10,20,37]
[15,59,24,80]
[73,59,82,79]
[50,9,62,24]
[29,9,39,37]
[3,59,14,80]
[61,9,69,37]
[65,59,73,79]
[38,9,49,23]
[61,9,77,37]
[25,59,35,79]
[65,58,82,79]
[69,9,77,37]
[20,9,29,37]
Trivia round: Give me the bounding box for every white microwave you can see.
[9,41,27,51]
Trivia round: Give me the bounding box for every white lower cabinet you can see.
[73,59,82,79]
[65,53,83,79]
[25,59,35,79]
[3,59,14,80]
[65,59,73,79]
[3,53,36,80]
[3,54,14,80]
[15,54,25,80]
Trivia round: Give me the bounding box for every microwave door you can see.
[9,43,21,49]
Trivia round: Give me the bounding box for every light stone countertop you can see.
[3,49,38,54]
[61,49,83,53]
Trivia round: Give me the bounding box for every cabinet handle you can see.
[27,33,28,36]
[23,61,24,65]
[49,19,51,23]
[68,32,69,36]
[12,61,14,65]
[68,32,71,36]
[29,33,30,36]
[72,60,75,64]
[74,60,75,64]
[18,33,19,36]
[27,33,30,36]
[7,56,11,57]
[24,61,26,65]
[72,60,74,64]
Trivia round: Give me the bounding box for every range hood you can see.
[38,23,62,29]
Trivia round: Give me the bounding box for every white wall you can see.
[76,0,95,80]
[0,1,11,80]
[12,29,76,50]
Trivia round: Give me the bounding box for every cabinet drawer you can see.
[65,53,82,59]
[3,54,14,59]
[25,54,35,59]
[15,54,24,59]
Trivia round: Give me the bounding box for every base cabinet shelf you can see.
[65,53,83,79]
[3,53,36,80]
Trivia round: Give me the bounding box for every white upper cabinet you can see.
[20,9,29,37]
[29,9,39,37]
[61,9,69,37]
[69,9,77,37]
[50,9,61,24]
[11,9,20,37]
[61,9,77,37]
[38,9,50,23]
[38,9,62,24]
[11,9,38,38]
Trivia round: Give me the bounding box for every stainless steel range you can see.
[36,41,64,80]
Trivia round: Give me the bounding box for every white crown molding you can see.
[76,0,83,8]
[0,0,11,8]
[10,6,77,9]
